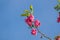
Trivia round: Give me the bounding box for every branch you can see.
[36,28,52,40]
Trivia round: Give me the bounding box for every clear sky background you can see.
[0,0,60,40]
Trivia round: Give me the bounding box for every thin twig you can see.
[36,28,52,40]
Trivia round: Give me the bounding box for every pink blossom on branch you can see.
[28,14,34,22]
[57,13,60,23]
[34,20,40,27]
[31,28,37,35]
[25,18,32,26]
[21,5,52,40]
[25,14,34,26]
[57,17,60,23]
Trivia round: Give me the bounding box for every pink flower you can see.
[28,14,34,22]
[31,28,37,35]
[58,38,60,40]
[25,14,34,26]
[34,20,40,27]
[55,36,60,40]
[57,17,60,23]
[25,18,32,26]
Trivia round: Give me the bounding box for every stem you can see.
[59,12,60,17]
[36,28,52,40]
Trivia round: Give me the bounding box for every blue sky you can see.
[0,0,60,40]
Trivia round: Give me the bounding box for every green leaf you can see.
[21,13,27,16]
[24,10,30,13]
[54,6,58,9]
[54,5,60,11]
[21,13,30,16]
[30,5,33,11]
[30,5,34,14]
[58,0,60,3]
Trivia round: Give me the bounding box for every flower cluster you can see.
[21,5,51,40]
[25,14,40,35]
